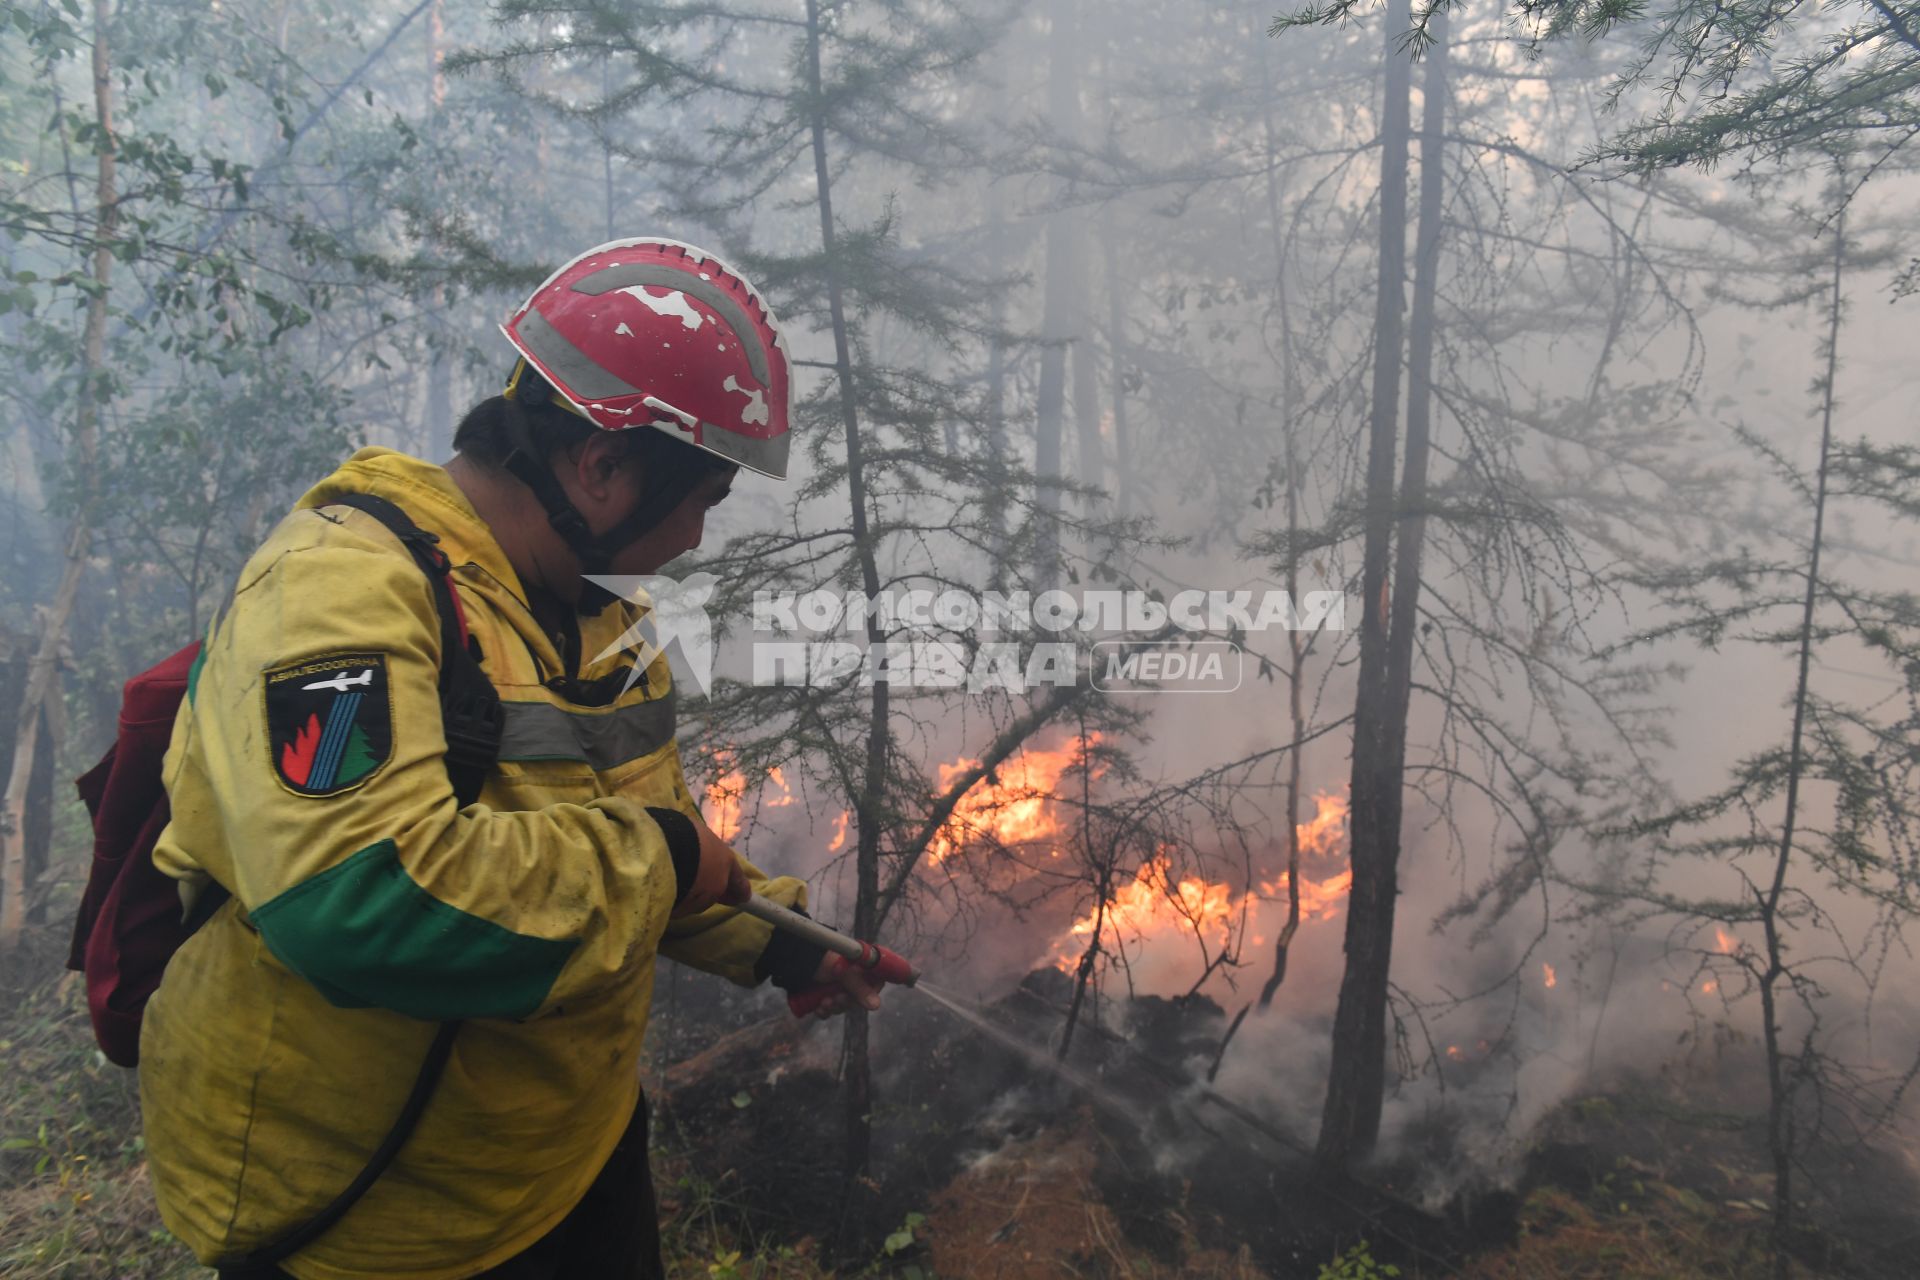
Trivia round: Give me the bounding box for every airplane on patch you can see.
[303,669,374,694]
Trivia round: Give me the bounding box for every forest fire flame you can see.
[1051,854,1243,972]
[705,765,747,842]
[1256,792,1355,920]
[1046,791,1354,982]
[913,733,1354,986]
[1293,791,1353,862]
[701,758,794,843]
[700,738,1354,997]
[928,735,1102,864]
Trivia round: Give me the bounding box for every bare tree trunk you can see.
[601,53,617,241]
[1316,0,1417,1168]
[0,281,48,512]
[1758,195,1847,1280]
[986,189,1011,585]
[424,338,453,459]
[428,0,446,110]
[1209,38,1325,1084]
[423,0,453,460]
[1058,884,1107,1058]
[1257,42,1311,1014]
[0,0,112,951]
[23,677,58,924]
[1101,206,1131,514]
[804,0,889,1191]
[1032,0,1084,582]
[1071,267,1101,499]
[1263,428,1309,1009]
[0,652,25,925]
[1059,725,1109,1059]
[1384,11,1447,756]
[1207,427,1308,1084]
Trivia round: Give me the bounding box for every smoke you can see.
[650,0,1920,1205]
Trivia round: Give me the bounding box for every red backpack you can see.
[67,639,203,1067]
[63,492,502,1274]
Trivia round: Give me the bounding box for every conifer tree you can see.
[476,0,1148,1198]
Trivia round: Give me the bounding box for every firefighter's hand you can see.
[674,814,752,917]
[796,954,886,1019]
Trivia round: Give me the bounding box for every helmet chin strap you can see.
[499,393,703,616]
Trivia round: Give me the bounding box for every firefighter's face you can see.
[556,433,736,575]
[608,468,735,575]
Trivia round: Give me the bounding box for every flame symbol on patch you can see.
[282,713,323,787]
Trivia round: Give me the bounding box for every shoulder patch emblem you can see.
[265,653,393,797]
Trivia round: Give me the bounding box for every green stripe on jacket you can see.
[250,839,577,1020]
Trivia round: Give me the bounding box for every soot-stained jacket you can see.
[139,447,809,1279]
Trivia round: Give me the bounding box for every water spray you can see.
[738,894,1136,1112]
[740,893,1297,1152]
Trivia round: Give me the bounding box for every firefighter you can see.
[139,238,885,1280]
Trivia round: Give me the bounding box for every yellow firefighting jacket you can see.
[140,447,806,1280]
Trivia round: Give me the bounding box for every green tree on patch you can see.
[337,723,379,786]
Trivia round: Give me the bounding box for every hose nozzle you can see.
[738,893,919,1016]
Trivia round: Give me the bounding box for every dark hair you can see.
[453,395,734,486]
[455,395,596,464]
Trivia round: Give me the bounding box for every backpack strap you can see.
[325,492,502,807]
[216,493,503,1273]
[214,1021,461,1277]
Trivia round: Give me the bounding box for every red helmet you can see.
[501,237,792,479]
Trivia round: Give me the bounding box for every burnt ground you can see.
[649,967,1920,1279]
[652,969,1501,1278]
[1483,1082,1920,1278]
[3,920,1910,1278]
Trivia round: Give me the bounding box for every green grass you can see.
[0,924,848,1279]
[0,931,209,1279]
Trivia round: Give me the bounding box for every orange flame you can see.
[1714,926,1738,954]
[705,766,747,842]
[828,809,850,852]
[1257,867,1354,921]
[1257,791,1353,921]
[1049,791,1354,986]
[1295,791,1350,859]
[1543,962,1557,990]
[1053,853,1245,971]
[923,742,1353,994]
[930,735,1100,864]
[699,754,794,843]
